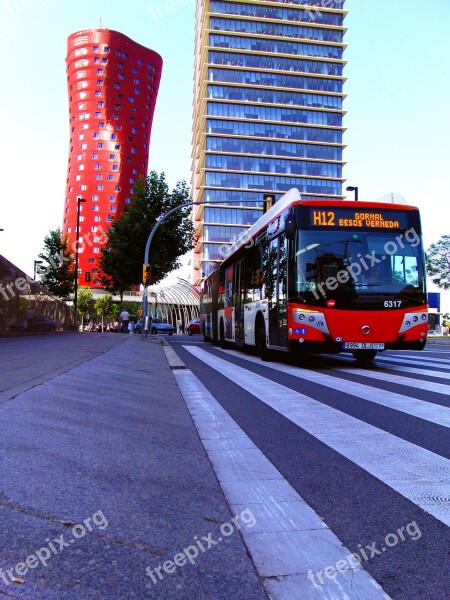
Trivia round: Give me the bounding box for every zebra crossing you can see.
[170,343,450,600]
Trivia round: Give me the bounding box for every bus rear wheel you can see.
[256,323,271,361]
[219,319,227,349]
[352,350,377,363]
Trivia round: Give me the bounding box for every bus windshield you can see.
[294,229,426,307]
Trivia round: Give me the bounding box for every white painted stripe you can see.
[337,355,450,381]
[329,366,450,396]
[374,355,450,368]
[223,349,450,428]
[173,368,391,600]
[184,346,450,527]
[379,354,450,365]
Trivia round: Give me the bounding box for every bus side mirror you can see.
[285,212,296,240]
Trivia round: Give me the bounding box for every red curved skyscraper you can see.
[63,29,162,288]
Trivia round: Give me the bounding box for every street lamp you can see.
[346,186,359,201]
[141,198,266,338]
[34,260,43,281]
[74,197,86,314]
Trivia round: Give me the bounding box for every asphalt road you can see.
[169,336,450,600]
[0,333,448,599]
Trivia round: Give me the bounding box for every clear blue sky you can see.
[0,0,448,304]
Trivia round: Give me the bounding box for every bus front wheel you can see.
[352,350,377,363]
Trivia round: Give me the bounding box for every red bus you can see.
[200,188,428,362]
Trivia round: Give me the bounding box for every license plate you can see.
[343,342,385,350]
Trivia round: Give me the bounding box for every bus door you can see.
[268,234,288,348]
[233,260,245,345]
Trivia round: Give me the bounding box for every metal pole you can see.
[141,199,266,339]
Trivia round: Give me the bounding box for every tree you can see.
[426,235,450,289]
[99,172,194,299]
[94,295,115,332]
[38,228,75,298]
[77,288,95,331]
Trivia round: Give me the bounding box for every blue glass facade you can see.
[192,0,347,281]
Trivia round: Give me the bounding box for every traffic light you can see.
[263,194,275,213]
[143,264,151,285]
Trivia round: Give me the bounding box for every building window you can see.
[97,142,103,148]
[97,184,103,190]
[92,205,99,211]
[94,216,101,222]
[81,184,88,190]
[89,258,95,263]
[110,206,116,212]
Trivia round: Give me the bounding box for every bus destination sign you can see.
[309,208,408,230]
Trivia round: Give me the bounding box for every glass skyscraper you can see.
[191,0,347,283]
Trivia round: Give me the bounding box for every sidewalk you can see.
[0,335,266,599]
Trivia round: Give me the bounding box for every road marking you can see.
[326,353,450,378]
[222,349,450,429]
[173,368,390,600]
[184,346,450,527]
[330,365,450,396]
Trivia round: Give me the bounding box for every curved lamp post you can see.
[346,186,359,201]
[141,198,266,338]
